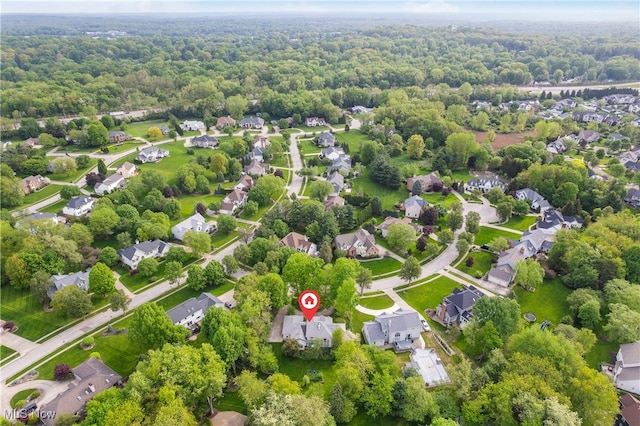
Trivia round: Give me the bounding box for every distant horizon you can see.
[1,1,638,22]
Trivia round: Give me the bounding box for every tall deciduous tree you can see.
[603,303,640,343]
[386,222,416,252]
[514,258,544,289]
[89,262,115,297]
[128,303,188,349]
[110,289,130,313]
[473,296,521,341]
[217,214,237,234]
[407,134,425,159]
[356,266,373,296]
[137,257,158,278]
[186,265,207,291]
[399,256,421,284]
[165,261,183,286]
[51,285,93,318]
[183,230,212,256]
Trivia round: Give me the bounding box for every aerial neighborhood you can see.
[1,11,640,426]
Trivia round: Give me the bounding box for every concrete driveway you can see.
[1,379,69,413]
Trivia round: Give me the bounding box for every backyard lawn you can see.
[397,275,461,314]
[422,192,459,209]
[117,263,168,293]
[298,139,321,155]
[358,294,395,310]
[123,120,170,139]
[360,257,402,276]
[350,310,374,338]
[46,158,98,183]
[474,226,521,246]
[109,142,193,186]
[512,278,571,325]
[334,130,370,154]
[40,199,68,214]
[14,184,63,209]
[456,251,495,276]
[503,215,538,231]
[351,170,409,211]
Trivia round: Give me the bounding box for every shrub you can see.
[474,270,483,279]
[54,364,73,380]
[90,352,101,359]
[466,257,475,267]
[81,336,94,347]
[30,391,40,399]
[286,305,296,315]
[15,400,25,408]
[3,321,15,331]
[282,339,301,358]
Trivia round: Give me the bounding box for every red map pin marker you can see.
[298,290,320,322]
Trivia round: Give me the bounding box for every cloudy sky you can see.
[2,0,638,21]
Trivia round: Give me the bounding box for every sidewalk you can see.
[0,330,38,355]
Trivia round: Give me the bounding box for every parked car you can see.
[421,319,431,332]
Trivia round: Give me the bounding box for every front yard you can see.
[358,294,395,310]
[397,275,461,314]
[13,184,63,210]
[360,257,402,276]
[502,215,538,231]
[456,251,495,276]
[474,226,521,246]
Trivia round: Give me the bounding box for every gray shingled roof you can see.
[166,293,223,323]
[65,196,93,209]
[117,239,168,261]
[375,309,422,335]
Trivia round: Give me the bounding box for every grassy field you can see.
[14,184,63,210]
[176,193,224,218]
[351,310,374,338]
[0,345,17,363]
[351,170,409,211]
[503,215,538,231]
[46,158,98,183]
[422,192,459,209]
[397,275,461,314]
[358,294,395,310]
[40,199,68,214]
[216,391,247,414]
[456,251,495,276]
[474,226,521,246]
[117,262,168,292]
[360,257,402,276]
[10,388,36,408]
[110,142,192,186]
[334,130,370,154]
[512,278,571,325]
[124,120,170,139]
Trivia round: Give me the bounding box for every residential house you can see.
[618,393,640,426]
[546,138,567,155]
[614,341,640,394]
[166,293,224,329]
[220,189,248,215]
[244,159,270,176]
[327,156,351,175]
[327,171,344,195]
[466,178,506,193]
[40,358,121,426]
[378,216,414,238]
[316,131,335,147]
[556,98,577,109]
[253,135,270,149]
[239,117,264,129]
[322,195,345,210]
[403,195,428,219]
[21,137,39,148]
[47,269,91,300]
[245,146,266,163]
[116,161,138,178]
[305,117,326,127]
[577,129,600,145]
[405,348,451,387]
[334,228,378,258]
[180,120,205,132]
[625,188,640,208]
[62,196,94,217]
[19,175,49,194]
[94,173,125,195]
[282,315,346,349]
[473,101,492,111]
[363,309,423,347]
[192,134,218,148]
[406,173,443,193]
[435,286,484,327]
[537,209,583,235]
[158,125,170,135]
[486,264,518,287]
[234,175,255,192]
[108,131,132,143]
[16,212,60,229]
[118,239,171,269]
[514,188,550,213]
[280,231,317,255]
[171,213,216,241]
[135,147,169,163]
[216,116,236,129]
[605,94,636,104]
[320,146,345,162]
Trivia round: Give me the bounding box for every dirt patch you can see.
[471,130,535,149]
[210,411,247,426]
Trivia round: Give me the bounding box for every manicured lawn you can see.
[474,226,521,246]
[351,310,374,337]
[422,192,459,209]
[0,345,17,361]
[270,153,290,168]
[334,130,370,154]
[503,215,539,231]
[40,199,68,214]
[450,169,472,183]
[15,184,63,209]
[46,158,98,182]
[512,278,571,325]
[116,262,168,293]
[360,257,402,276]
[176,193,224,218]
[216,391,247,414]
[294,125,330,133]
[10,388,36,408]
[56,144,99,153]
[456,251,495,276]
[351,170,409,211]
[298,139,321,155]
[586,338,618,370]
[397,275,461,314]
[358,294,395,310]
[124,120,170,139]
[110,142,193,186]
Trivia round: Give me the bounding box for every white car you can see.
[421,319,431,332]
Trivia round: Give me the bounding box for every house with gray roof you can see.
[95,173,125,195]
[171,213,216,241]
[192,134,219,148]
[614,341,640,394]
[545,138,567,155]
[316,131,336,147]
[239,117,264,129]
[135,146,169,163]
[16,212,60,230]
[320,146,345,162]
[403,195,428,219]
[244,159,270,176]
[327,156,351,175]
[334,228,378,258]
[327,171,344,195]
[466,178,506,193]
[180,120,205,131]
[40,358,121,426]
[47,269,90,300]
[166,293,224,329]
[515,188,550,213]
[625,188,640,208]
[282,315,346,349]
[62,196,94,217]
[435,286,484,327]
[363,309,422,347]
[117,239,170,269]
[577,129,600,144]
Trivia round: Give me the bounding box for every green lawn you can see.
[351,310,374,337]
[176,193,224,218]
[0,345,17,362]
[216,391,247,414]
[117,262,168,293]
[474,226,521,246]
[15,184,63,209]
[334,130,370,154]
[422,192,459,209]
[512,278,571,325]
[586,338,618,370]
[358,294,395,310]
[456,251,495,276]
[55,144,99,153]
[397,275,461,314]
[124,120,170,139]
[351,170,409,211]
[46,158,98,182]
[298,139,322,155]
[294,125,331,133]
[450,169,472,183]
[40,199,68,214]
[503,215,538,231]
[110,142,193,186]
[360,257,402,276]
[10,388,36,408]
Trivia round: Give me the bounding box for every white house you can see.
[234,175,255,192]
[171,213,216,241]
[95,173,125,195]
[614,341,640,394]
[135,147,169,163]
[305,117,326,127]
[282,315,345,349]
[116,162,138,178]
[117,239,171,269]
[62,196,94,217]
[47,269,91,299]
[403,195,428,219]
[466,178,506,193]
[362,309,423,347]
[320,147,345,162]
[166,293,224,329]
[514,188,550,213]
[180,120,205,132]
[220,189,248,215]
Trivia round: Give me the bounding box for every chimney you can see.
[88,383,95,393]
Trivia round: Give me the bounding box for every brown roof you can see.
[621,394,640,426]
[378,216,412,231]
[226,189,247,204]
[280,232,314,252]
[323,195,345,209]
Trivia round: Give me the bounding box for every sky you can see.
[1,0,639,21]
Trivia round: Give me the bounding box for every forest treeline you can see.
[1,20,639,119]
